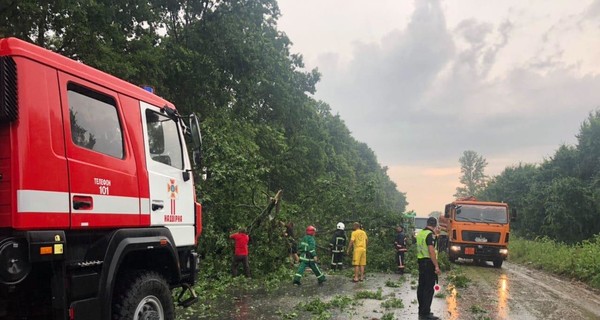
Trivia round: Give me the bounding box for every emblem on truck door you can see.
[168,179,179,199]
[165,179,182,222]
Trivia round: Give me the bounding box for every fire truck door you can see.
[58,73,141,228]
[141,102,195,246]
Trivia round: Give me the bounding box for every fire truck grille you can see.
[461,231,501,243]
[0,56,18,122]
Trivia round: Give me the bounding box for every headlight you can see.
[499,248,508,255]
[450,245,461,252]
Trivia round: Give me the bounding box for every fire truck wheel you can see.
[112,271,174,320]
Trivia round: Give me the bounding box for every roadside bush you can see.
[509,235,600,289]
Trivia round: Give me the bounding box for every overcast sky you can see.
[277,0,600,216]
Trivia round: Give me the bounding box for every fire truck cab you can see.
[0,37,202,319]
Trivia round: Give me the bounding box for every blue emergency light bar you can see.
[141,85,155,93]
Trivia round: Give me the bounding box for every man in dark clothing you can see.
[394,225,407,274]
[230,227,251,277]
[282,221,299,266]
[329,222,347,270]
[416,217,441,320]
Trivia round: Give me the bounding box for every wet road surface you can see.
[179,260,600,319]
[445,260,600,320]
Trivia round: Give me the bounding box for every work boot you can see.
[418,313,440,320]
[293,280,301,286]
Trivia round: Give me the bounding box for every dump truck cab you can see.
[440,197,515,268]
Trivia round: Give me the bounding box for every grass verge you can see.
[509,235,600,289]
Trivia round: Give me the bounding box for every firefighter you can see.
[416,217,441,320]
[394,225,407,274]
[293,226,326,285]
[329,222,347,270]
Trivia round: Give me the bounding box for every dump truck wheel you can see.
[493,259,503,268]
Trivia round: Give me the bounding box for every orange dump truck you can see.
[439,197,516,268]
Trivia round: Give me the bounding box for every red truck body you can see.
[0,37,202,319]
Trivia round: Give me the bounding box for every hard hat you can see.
[336,222,345,230]
[306,225,316,235]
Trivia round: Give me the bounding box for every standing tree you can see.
[454,150,488,198]
[428,211,442,219]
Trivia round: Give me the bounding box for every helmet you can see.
[306,225,316,235]
[336,222,345,230]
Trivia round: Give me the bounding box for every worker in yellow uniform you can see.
[416,217,442,320]
[347,222,368,282]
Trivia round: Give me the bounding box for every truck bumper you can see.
[448,243,508,260]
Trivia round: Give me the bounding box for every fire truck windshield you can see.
[455,205,508,224]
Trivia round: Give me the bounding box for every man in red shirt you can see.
[230,227,251,277]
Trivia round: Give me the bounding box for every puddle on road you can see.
[445,287,459,320]
[497,274,509,319]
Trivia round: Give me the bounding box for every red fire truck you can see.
[0,37,203,319]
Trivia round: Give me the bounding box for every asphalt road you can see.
[178,260,600,320]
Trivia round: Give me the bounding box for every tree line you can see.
[1,0,407,273]
[476,111,600,244]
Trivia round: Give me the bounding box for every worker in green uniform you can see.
[416,217,442,320]
[293,225,326,285]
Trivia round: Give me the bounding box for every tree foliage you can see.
[479,111,600,243]
[454,150,488,198]
[0,0,407,273]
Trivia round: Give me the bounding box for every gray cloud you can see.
[314,0,600,169]
[585,0,600,20]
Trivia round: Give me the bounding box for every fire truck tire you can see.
[112,271,175,320]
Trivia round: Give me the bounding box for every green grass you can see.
[469,304,487,314]
[295,295,358,318]
[380,298,404,309]
[354,288,384,300]
[297,299,329,314]
[380,313,395,320]
[446,268,471,288]
[385,279,404,288]
[328,295,355,309]
[275,310,299,319]
[509,235,600,289]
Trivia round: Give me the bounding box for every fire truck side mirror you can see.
[188,114,203,169]
[511,208,517,222]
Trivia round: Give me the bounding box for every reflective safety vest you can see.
[298,235,317,261]
[416,229,433,259]
[330,230,346,252]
